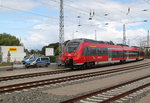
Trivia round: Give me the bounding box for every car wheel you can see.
[25,65,29,68]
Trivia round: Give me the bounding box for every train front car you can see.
[61,39,83,68]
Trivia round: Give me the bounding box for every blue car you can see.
[25,57,50,68]
[22,55,37,64]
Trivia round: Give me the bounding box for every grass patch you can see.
[0,62,13,66]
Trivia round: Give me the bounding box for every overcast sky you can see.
[0,0,149,49]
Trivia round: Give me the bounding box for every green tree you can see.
[41,42,59,56]
[0,33,22,46]
[40,40,70,62]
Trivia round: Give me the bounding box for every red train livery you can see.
[61,38,144,69]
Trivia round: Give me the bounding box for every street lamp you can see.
[122,20,148,45]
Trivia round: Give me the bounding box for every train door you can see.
[108,49,112,62]
[86,47,91,62]
[122,50,126,60]
[138,52,140,59]
[83,47,90,63]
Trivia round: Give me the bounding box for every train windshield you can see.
[66,42,80,53]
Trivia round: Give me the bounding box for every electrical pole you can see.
[123,24,126,45]
[59,0,64,59]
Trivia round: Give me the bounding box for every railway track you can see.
[60,74,150,103]
[0,69,69,82]
[0,62,149,94]
[0,62,150,82]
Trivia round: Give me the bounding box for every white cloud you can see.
[22,23,59,49]
[8,0,149,49]
[0,0,39,12]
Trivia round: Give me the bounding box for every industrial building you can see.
[0,46,26,63]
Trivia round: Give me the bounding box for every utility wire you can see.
[0,5,59,20]
[0,3,78,25]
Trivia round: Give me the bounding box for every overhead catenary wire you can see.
[0,5,58,20]
[51,0,117,22]
[0,3,79,25]
[39,0,148,26]
[0,0,149,30]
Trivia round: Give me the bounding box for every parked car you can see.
[22,55,36,64]
[25,57,50,68]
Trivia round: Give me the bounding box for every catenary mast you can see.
[59,0,64,59]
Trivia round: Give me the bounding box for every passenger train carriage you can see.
[61,38,144,69]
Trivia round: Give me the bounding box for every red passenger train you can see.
[61,38,144,69]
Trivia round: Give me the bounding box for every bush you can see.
[0,62,13,66]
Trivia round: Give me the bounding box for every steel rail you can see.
[101,82,150,103]
[0,70,69,82]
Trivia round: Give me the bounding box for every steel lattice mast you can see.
[59,0,64,58]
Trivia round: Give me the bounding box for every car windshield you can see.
[29,58,37,62]
[24,56,29,60]
[29,56,39,61]
[66,42,80,53]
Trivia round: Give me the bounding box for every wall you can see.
[0,46,26,62]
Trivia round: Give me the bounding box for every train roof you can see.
[71,38,144,50]
[73,38,115,45]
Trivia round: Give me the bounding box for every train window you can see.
[112,51,124,58]
[66,42,80,53]
[96,48,108,55]
[88,47,96,55]
[118,51,123,57]
[127,52,139,57]
[83,47,108,56]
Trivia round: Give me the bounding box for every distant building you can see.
[0,46,26,63]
